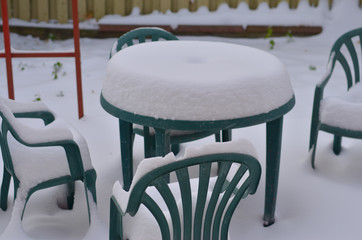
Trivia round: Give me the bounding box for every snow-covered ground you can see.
[0,0,362,239]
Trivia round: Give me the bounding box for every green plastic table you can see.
[101,40,295,226]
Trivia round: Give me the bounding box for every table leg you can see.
[155,128,171,182]
[264,117,283,227]
[143,126,156,158]
[154,128,171,157]
[119,120,133,191]
[221,129,232,142]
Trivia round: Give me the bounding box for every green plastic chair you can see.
[309,27,362,168]
[0,97,97,223]
[109,140,261,240]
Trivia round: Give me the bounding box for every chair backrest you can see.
[329,28,362,89]
[109,27,179,58]
[123,152,261,240]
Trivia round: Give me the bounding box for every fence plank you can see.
[106,0,113,14]
[113,0,126,15]
[308,0,318,6]
[153,0,161,12]
[93,0,105,19]
[209,0,217,11]
[132,0,143,14]
[56,0,68,23]
[143,0,152,14]
[19,0,31,21]
[36,0,49,22]
[12,0,19,18]
[160,0,171,13]
[78,0,87,21]
[172,0,189,12]
[289,0,300,8]
[49,0,56,20]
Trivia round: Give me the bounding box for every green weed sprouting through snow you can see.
[265,27,275,50]
[33,94,41,102]
[309,65,317,71]
[286,30,293,42]
[52,62,63,80]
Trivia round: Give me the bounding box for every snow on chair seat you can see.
[110,139,261,240]
[0,97,97,224]
[320,82,362,132]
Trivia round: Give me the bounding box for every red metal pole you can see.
[1,0,15,99]
[72,0,84,119]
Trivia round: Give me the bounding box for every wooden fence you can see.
[0,0,357,24]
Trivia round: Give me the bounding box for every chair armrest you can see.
[6,118,74,147]
[112,181,129,215]
[3,98,55,125]
[317,51,336,91]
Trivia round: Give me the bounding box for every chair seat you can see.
[320,82,362,132]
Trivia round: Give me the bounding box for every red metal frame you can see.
[0,0,84,118]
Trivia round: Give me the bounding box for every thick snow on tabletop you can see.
[102,40,294,121]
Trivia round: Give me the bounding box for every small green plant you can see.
[309,65,317,71]
[18,62,26,71]
[286,30,293,42]
[265,27,275,50]
[48,33,56,41]
[52,62,63,80]
[266,27,273,39]
[269,40,275,50]
[33,94,41,102]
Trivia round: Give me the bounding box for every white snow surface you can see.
[103,40,293,121]
[0,0,362,239]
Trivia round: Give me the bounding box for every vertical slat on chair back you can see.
[127,153,261,240]
[175,168,192,240]
[153,177,182,239]
[202,162,231,240]
[331,28,362,89]
[193,163,212,240]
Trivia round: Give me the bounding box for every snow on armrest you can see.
[2,98,54,115]
[112,181,129,214]
[13,118,74,145]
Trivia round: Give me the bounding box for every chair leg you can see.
[119,120,133,191]
[215,132,221,142]
[221,130,232,142]
[333,135,342,155]
[66,182,75,210]
[311,130,319,169]
[110,197,123,240]
[1,167,11,210]
[85,169,97,204]
[144,128,156,158]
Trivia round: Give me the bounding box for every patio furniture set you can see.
[0,27,360,239]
